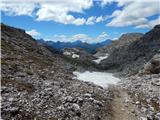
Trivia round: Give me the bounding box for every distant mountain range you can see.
[37,39,112,54]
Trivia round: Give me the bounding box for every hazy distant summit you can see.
[37,39,112,54]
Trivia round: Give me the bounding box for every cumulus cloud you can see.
[47,32,109,43]
[96,16,104,23]
[148,17,160,28]
[86,15,109,25]
[26,29,41,36]
[0,0,110,26]
[135,17,160,29]
[101,0,132,7]
[86,16,96,25]
[0,2,36,16]
[35,1,93,25]
[1,0,93,25]
[1,0,158,28]
[105,0,160,28]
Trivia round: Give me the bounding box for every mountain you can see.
[95,33,143,56]
[63,48,96,60]
[1,23,113,120]
[94,26,160,120]
[37,39,112,54]
[100,25,160,75]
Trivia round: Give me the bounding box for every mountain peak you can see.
[119,33,144,41]
[154,24,160,29]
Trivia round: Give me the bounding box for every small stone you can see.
[65,96,74,102]
[93,100,103,107]
[3,107,19,113]
[156,112,160,117]
[151,80,160,86]
[135,101,140,105]
[155,112,160,119]
[124,98,130,103]
[8,97,14,102]
[84,93,92,98]
[124,103,128,107]
[57,106,65,111]
[140,117,147,120]
[131,109,135,113]
[72,103,80,113]
[16,72,26,77]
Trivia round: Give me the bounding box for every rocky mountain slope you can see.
[1,23,160,120]
[100,25,160,75]
[1,24,113,120]
[95,33,143,56]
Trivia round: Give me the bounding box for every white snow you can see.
[73,71,120,88]
[72,54,79,58]
[63,51,79,59]
[63,51,71,56]
[93,53,109,64]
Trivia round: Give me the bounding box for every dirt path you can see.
[110,88,140,120]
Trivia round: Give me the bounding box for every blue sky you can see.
[1,0,160,43]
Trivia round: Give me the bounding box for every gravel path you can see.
[110,89,139,120]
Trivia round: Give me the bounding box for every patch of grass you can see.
[26,70,33,75]
[1,59,8,65]
[1,78,35,93]
[1,41,14,52]
[103,64,120,70]
[150,97,160,111]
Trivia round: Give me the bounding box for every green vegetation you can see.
[26,69,33,75]
[1,78,35,93]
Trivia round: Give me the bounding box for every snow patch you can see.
[63,51,79,59]
[63,51,71,56]
[93,53,109,64]
[72,54,79,58]
[73,71,120,88]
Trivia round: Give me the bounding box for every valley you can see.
[1,23,160,120]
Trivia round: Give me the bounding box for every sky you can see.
[1,0,160,43]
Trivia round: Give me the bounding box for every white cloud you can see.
[72,32,109,43]
[86,16,96,25]
[86,15,109,25]
[96,32,108,41]
[71,34,91,41]
[35,1,93,25]
[72,18,86,26]
[0,0,94,25]
[101,0,132,7]
[105,0,160,28]
[47,32,109,43]
[0,2,36,16]
[149,17,160,28]
[26,29,41,36]
[96,16,104,23]
[1,0,158,28]
[135,17,160,29]
[0,0,110,26]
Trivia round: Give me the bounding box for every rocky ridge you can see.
[100,25,160,75]
[95,33,143,56]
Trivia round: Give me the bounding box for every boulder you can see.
[143,53,160,74]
